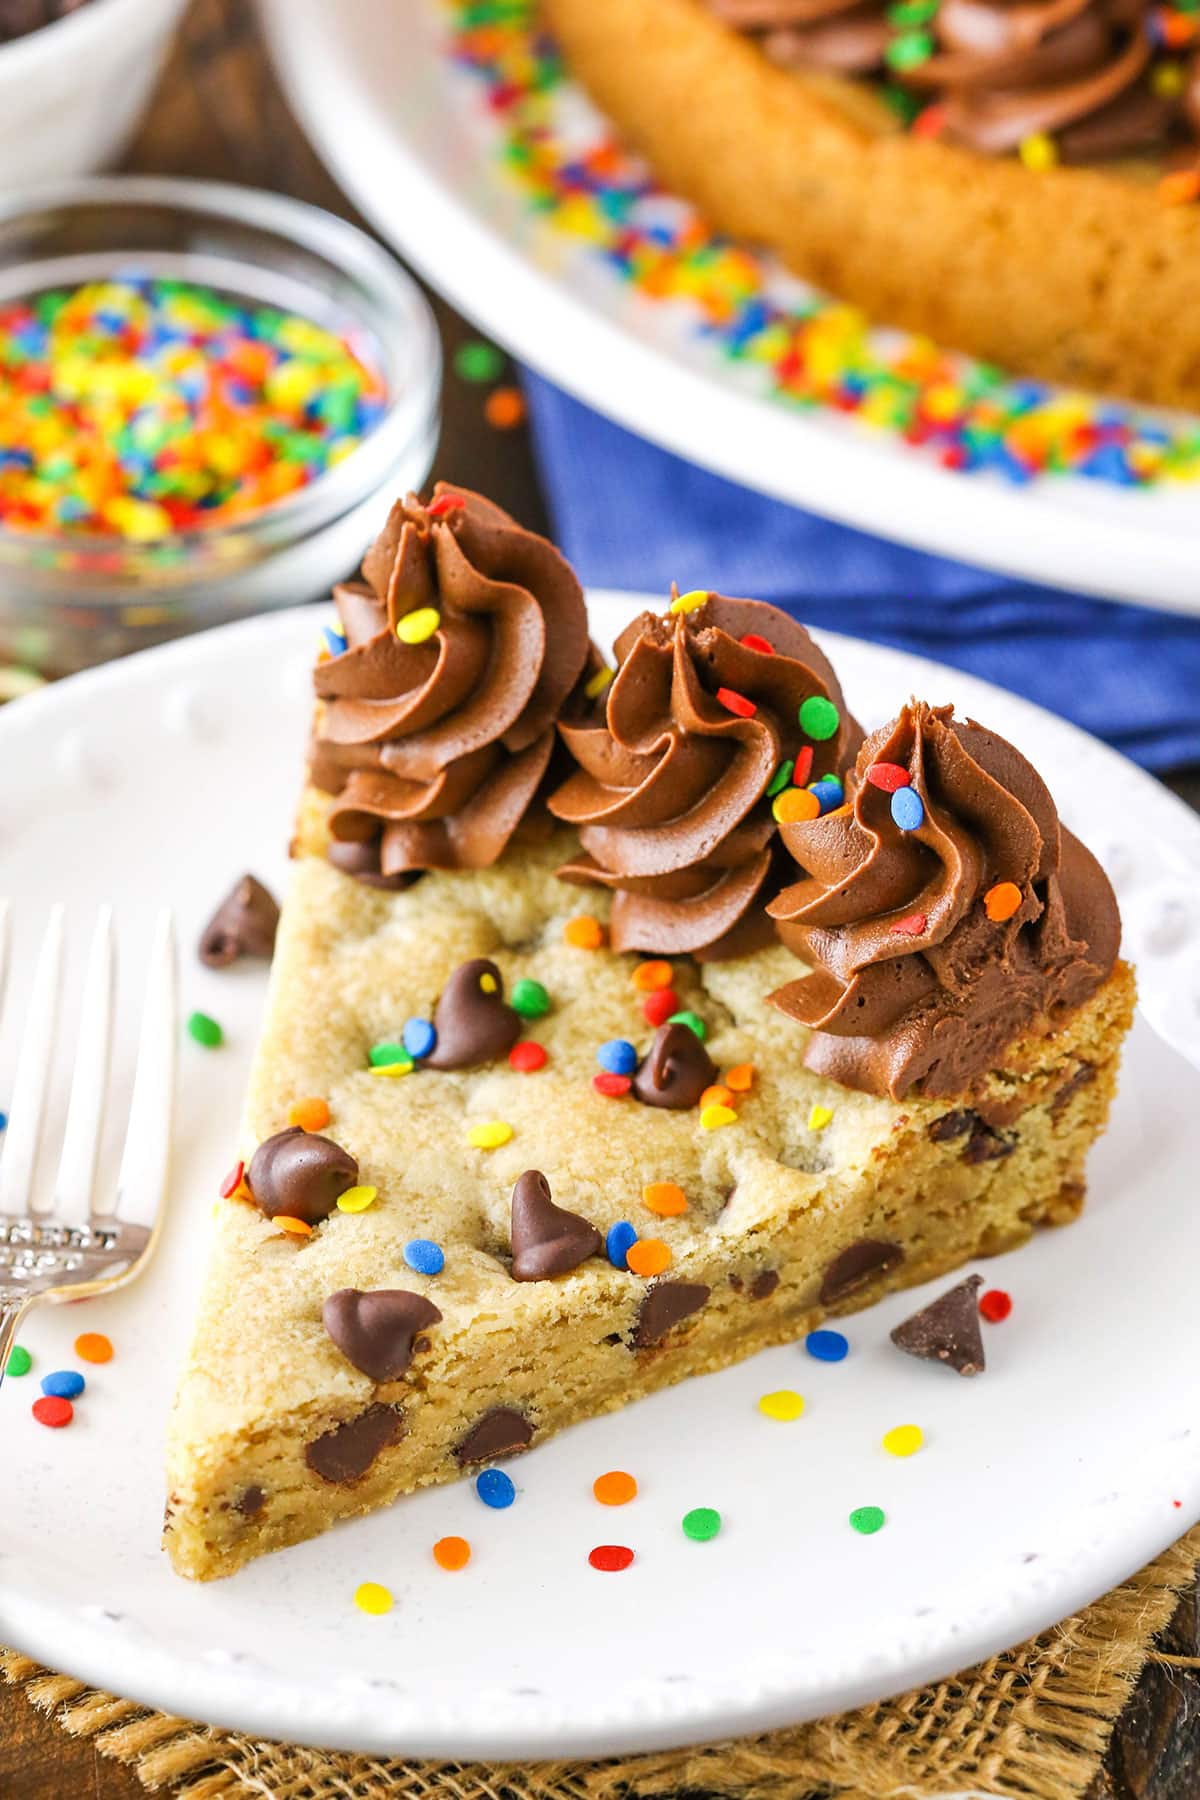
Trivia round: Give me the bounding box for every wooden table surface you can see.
[2,2,1197,1793]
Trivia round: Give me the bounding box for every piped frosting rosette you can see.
[549,592,863,959]
[310,485,591,883]
[767,699,1120,1098]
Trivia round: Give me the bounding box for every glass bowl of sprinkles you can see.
[0,177,441,674]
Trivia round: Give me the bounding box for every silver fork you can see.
[0,902,176,1388]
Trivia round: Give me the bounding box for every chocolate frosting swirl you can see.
[767,700,1120,1099]
[711,0,1199,161]
[310,484,590,881]
[549,593,863,959]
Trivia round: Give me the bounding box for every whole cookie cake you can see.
[164,483,1135,1579]
[540,0,1200,408]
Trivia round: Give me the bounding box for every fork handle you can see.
[0,1293,29,1392]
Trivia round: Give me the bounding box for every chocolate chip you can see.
[509,1170,601,1280]
[891,1274,986,1376]
[198,874,280,968]
[728,1273,744,1292]
[426,958,521,1069]
[819,1239,904,1305]
[750,1269,780,1301]
[633,1281,710,1349]
[455,1407,534,1464]
[632,1022,717,1110]
[322,1289,443,1382]
[962,1123,1015,1164]
[235,1485,265,1519]
[1050,1061,1096,1118]
[305,1403,405,1483]
[928,1109,974,1142]
[327,837,417,891]
[247,1128,359,1224]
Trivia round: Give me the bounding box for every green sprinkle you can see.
[368,1042,413,1069]
[667,1010,707,1041]
[885,30,935,68]
[454,340,505,384]
[849,1505,886,1535]
[6,1345,32,1378]
[881,82,922,125]
[510,978,550,1019]
[682,1506,722,1542]
[798,695,840,741]
[767,759,794,798]
[887,0,938,21]
[187,1010,223,1049]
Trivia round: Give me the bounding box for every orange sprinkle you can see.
[564,915,605,949]
[433,1535,471,1571]
[484,385,527,430]
[774,788,821,824]
[271,1214,314,1237]
[1159,168,1200,206]
[74,1332,113,1365]
[593,1469,638,1506]
[984,880,1023,922]
[725,1063,755,1093]
[626,1238,672,1277]
[288,1096,330,1132]
[700,1084,734,1112]
[632,959,674,992]
[642,1181,688,1217]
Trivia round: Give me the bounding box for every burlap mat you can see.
[2,1525,1197,1800]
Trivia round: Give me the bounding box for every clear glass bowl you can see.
[0,176,441,673]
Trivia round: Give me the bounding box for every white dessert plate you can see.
[2,599,1199,1761]
[257,0,1200,616]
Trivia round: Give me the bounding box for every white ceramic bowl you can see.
[0,0,189,187]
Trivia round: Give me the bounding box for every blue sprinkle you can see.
[403,1238,445,1276]
[0,1111,7,1132]
[41,1369,85,1399]
[596,1038,638,1076]
[402,1017,437,1060]
[475,1468,516,1509]
[805,1329,849,1363]
[808,776,844,816]
[606,1221,637,1270]
[322,626,347,658]
[890,787,925,832]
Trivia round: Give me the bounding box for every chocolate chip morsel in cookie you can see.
[455,1407,535,1464]
[247,1128,359,1225]
[891,1275,986,1376]
[633,1280,711,1349]
[632,1022,717,1109]
[305,1403,406,1483]
[510,1170,602,1280]
[323,1289,444,1382]
[198,874,280,968]
[426,957,521,1069]
[819,1238,904,1305]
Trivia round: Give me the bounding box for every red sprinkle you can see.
[739,633,774,656]
[979,1288,1013,1323]
[219,1160,245,1199]
[793,745,814,786]
[509,1041,548,1072]
[889,913,928,936]
[866,762,911,793]
[716,687,756,719]
[33,1396,73,1429]
[913,103,948,139]
[427,493,465,518]
[593,1072,632,1098]
[643,987,680,1027]
[589,1544,635,1572]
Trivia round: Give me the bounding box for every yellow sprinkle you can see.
[354,1581,394,1616]
[808,1104,833,1131]
[271,1215,313,1238]
[370,1060,413,1078]
[1018,132,1058,172]
[1151,59,1186,97]
[669,588,709,615]
[758,1389,805,1422]
[468,1121,513,1150]
[479,972,498,993]
[585,665,615,699]
[396,606,441,645]
[700,1104,738,1130]
[773,788,821,825]
[336,1185,378,1214]
[883,1423,924,1458]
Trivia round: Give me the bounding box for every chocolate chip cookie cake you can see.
[164,483,1135,1579]
[540,0,1200,408]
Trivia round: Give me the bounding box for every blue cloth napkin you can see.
[522,372,1200,773]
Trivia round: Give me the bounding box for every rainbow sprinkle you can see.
[0,277,386,539]
[445,1,1200,489]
